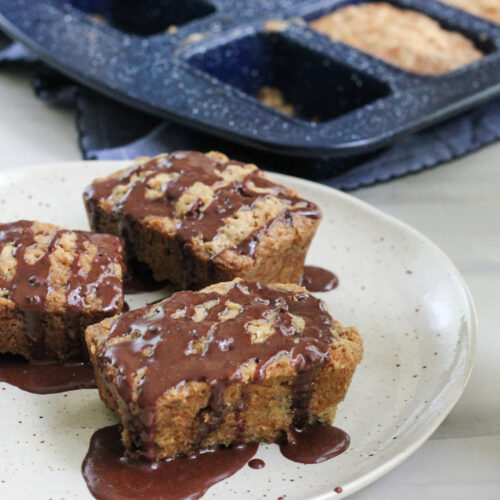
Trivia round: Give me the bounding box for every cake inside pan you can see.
[306,1,493,76]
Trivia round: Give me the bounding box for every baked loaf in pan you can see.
[310,2,483,75]
[441,0,500,25]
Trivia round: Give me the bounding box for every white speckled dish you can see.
[0,162,476,499]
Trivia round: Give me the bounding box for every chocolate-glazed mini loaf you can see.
[83,151,321,289]
[86,279,363,460]
[0,220,125,360]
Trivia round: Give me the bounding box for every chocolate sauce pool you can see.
[301,266,339,293]
[82,422,349,499]
[0,354,96,394]
[248,458,265,469]
[279,423,350,464]
[82,425,258,500]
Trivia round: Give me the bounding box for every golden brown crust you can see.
[310,3,483,75]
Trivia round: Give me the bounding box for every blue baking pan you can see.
[1,0,500,161]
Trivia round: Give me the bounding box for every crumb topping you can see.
[310,3,483,75]
[441,0,500,25]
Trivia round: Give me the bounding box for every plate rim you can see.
[0,160,478,499]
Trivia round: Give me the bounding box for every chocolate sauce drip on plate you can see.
[0,354,96,394]
[82,425,258,500]
[85,152,320,288]
[301,266,339,293]
[279,423,350,464]
[0,221,124,359]
[248,458,265,469]
[101,281,334,460]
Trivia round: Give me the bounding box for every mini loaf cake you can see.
[0,220,125,360]
[86,278,363,460]
[310,3,483,75]
[83,151,321,289]
[441,0,500,25]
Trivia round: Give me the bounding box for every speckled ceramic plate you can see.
[0,161,476,499]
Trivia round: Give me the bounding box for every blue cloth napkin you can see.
[2,36,500,190]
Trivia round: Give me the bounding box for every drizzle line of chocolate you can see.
[300,266,339,293]
[100,280,335,460]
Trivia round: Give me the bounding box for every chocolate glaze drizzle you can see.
[0,221,124,360]
[0,354,96,394]
[279,423,350,464]
[82,424,258,500]
[248,458,265,469]
[301,266,339,293]
[84,152,320,288]
[100,280,335,460]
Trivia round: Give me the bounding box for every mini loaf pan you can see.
[1,0,500,163]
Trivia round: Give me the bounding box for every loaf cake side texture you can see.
[86,278,363,460]
[0,220,125,360]
[83,151,321,289]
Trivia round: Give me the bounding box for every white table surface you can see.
[1,68,499,499]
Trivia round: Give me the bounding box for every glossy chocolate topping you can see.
[301,266,339,293]
[84,152,320,286]
[279,423,350,464]
[98,280,336,459]
[248,458,265,469]
[0,221,124,359]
